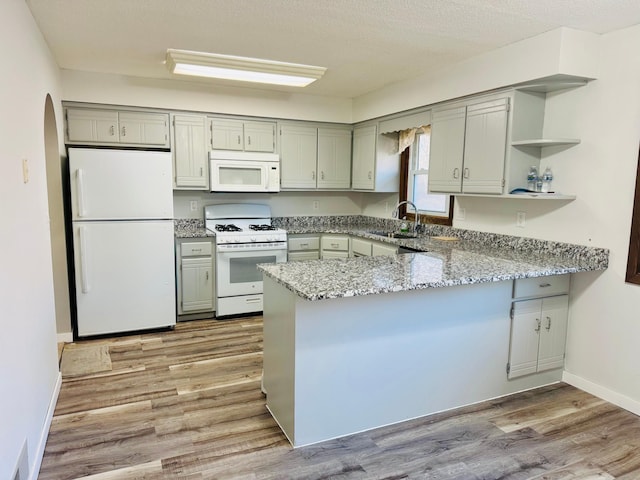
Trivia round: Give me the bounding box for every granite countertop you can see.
[259,220,609,301]
[173,215,608,301]
[174,219,214,238]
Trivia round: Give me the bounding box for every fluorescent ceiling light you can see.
[166,49,326,87]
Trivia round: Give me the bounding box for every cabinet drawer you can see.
[288,251,320,261]
[513,274,570,299]
[181,241,212,257]
[289,236,320,251]
[321,235,349,251]
[322,251,349,259]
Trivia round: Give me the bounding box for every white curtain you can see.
[397,125,430,154]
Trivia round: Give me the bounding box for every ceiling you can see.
[26,0,640,99]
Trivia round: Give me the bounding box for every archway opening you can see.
[44,95,72,342]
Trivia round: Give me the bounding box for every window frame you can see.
[398,136,454,226]
[626,146,640,284]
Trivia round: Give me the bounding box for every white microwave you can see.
[209,151,280,193]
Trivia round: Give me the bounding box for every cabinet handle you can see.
[534,318,541,333]
[109,125,115,136]
[453,168,459,179]
[331,243,339,248]
[321,171,325,180]
[76,168,86,218]
[368,171,372,180]
[78,226,90,293]
[463,167,470,179]
[545,316,551,331]
[247,135,251,146]
[539,283,551,288]
[300,243,309,247]
[200,167,203,176]
[121,125,126,137]
[312,171,316,180]
[237,135,241,145]
[206,271,209,281]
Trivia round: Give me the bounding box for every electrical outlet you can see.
[190,200,198,212]
[312,200,319,210]
[516,211,526,228]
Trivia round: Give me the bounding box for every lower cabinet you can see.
[176,239,215,318]
[288,234,321,261]
[508,275,570,379]
[321,235,350,259]
[351,237,398,257]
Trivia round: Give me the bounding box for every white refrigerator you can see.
[69,148,176,337]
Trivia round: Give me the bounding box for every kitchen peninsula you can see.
[258,228,608,447]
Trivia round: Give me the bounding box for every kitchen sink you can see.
[367,230,418,239]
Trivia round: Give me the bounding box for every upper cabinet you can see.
[317,127,352,189]
[65,107,169,148]
[210,118,276,152]
[429,82,584,199]
[429,95,509,195]
[351,124,399,192]
[172,113,209,190]
[279,123,318,189]
[279,123,352,190]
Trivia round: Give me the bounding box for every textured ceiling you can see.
[26,0,640,98]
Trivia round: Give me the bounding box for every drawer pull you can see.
[331,243,339,248]
[534,318,541,333]
[539,283,552,288]
[545,316,552,331]
[300,243,309,247]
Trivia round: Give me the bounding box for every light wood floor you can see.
[40,317,640,479]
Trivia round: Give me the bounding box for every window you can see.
[626,146,640,284]
[399,127,453,225]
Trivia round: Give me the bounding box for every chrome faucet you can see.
[392,200,420,234]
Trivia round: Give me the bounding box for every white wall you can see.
[62,70,353,124]
[0,1,64,479]
[353,28,600,122]
[173,190,364,218]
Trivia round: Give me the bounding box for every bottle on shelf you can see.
[541,167,554,193]
[527,166,539,191]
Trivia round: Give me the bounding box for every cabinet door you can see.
[537,295,568,372]
[66,108,119,143]
[508,299,542,379]
[210,119,244,150]
[461,98,508,194]
[351,237,372,256]
[351,125,377,189]
[372,242,397,256]
[173,114,208,189]
[244,121,276,152]
[181,257,214,312]
[317,128,352,189]
[279,124,318,189]
[118,112,169,146]
[428,106,465,193]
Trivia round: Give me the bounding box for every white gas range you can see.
[205,204,287,317]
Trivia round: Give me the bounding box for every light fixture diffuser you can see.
[166,49,326,87]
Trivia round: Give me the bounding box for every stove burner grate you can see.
[249,224,276,231]
[215,224,242,232]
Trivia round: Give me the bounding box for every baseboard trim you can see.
[57,332,73,343]
[30,371,62,480]
[563,371,640,417]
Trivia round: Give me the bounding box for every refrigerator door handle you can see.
[79,226,91,293]
[76,168,87,218]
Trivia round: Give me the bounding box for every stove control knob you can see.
[250,236,257,242]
